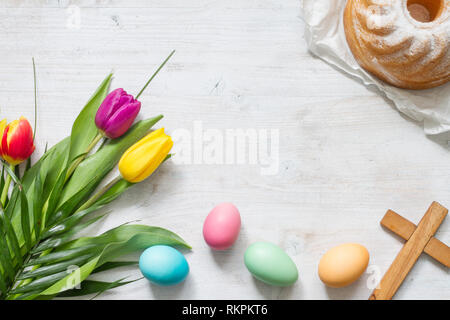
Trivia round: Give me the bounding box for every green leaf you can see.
[47,175,101,227]
[12,138,70,246]
[60,225,190,252]
[95,178,133,207]
[40,258,99,296]
[9,270,69,294]
[0,272,7,296]
[68,73,113,164]
[0,208,23,265]
[10,290,55,300]
[40,204,103,240]
[58,115,163,207]
[92,261,137,274]
[31,166,44,240]
[11,290,42,300]
[20,191,31,251]
[39,225,190,295]
[14,165,21,181]
[0,233,15,280]
[27,138,69,197]
[32,214,106,254]
[90,277,141,299]
[56,278,140,298]
[0,166,5,194]
[0,161,22,189]
[43,167,68,228]
[18,254,92,280]
[5,186,19,219]
[70,152,88,163]
[26,245,99,267]
[25,157,31,173]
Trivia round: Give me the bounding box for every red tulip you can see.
[0,117,35,165]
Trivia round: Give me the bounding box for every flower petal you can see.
[103,100,141,139]
[118,128,173,183]
[0,119,7,156]
[2,117,35,165]
[95,88,125,130]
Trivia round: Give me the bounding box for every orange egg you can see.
[318,243,369,288]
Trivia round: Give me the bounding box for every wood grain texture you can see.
[381,209,450,267]
[370,202,448,300]
[0,0,449,299]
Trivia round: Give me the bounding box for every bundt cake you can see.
[344,0,449,89]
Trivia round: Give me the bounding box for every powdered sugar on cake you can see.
[347,0,449,88]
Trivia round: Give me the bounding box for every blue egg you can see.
[139,245,189,286]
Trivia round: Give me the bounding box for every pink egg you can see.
[203,203,241,250]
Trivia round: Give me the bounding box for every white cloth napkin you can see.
[300,0,450,135]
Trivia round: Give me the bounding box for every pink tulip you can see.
[95,88,141,139]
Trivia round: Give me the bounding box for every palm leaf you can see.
[0,272,7,297]
[0,208,23,265]
[5,186,19,219]
[56,278,140,298]
[58,225,190,251]
[40,205,103,240]
[32,214,106,254]
[0,234,15,280]
[10,270,69,294]
[11,290,43,300]
[11,139,70,247]
[42,168,68,230]
[31,166,44,240]
[21,138,69,195]
[17,254,93,280]
[92,261,137,274]
[38,225,190,296]
[25,245,99,267]
[47,176,102,226]
[20,191,31,250]
[8,225,189,297]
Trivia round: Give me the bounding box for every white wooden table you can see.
[0,0,448,300]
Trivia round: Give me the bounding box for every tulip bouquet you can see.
[0,52,190,300]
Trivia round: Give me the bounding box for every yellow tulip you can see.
[118,128,173,183]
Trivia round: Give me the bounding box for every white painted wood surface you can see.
[0,0,448,300]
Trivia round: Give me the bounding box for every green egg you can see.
[244,241,298,286]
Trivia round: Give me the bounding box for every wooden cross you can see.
[369,201,450,300]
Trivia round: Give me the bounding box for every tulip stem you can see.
[77,175,123,212]
[135,50,175,100]
[65,131,104,183]
[1,164,15,207]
